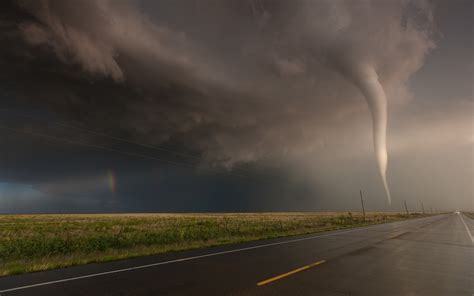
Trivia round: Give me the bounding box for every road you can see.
[0,213,473,295]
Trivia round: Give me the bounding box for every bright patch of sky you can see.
[0,182,44,212]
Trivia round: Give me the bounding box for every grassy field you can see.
[463,212,474,219]
[0,212,429,276]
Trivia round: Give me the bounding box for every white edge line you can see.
[0,227,364,293]
[0,215,437,293]
[458,212,474,244]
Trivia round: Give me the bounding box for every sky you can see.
[0,0,472,213]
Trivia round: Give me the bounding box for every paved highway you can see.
[0,213,472,295]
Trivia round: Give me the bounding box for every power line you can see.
[0,109,202,161]
[0,109,266,176]
[0,124,254,179]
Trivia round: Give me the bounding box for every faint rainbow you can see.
[107,170,117,193]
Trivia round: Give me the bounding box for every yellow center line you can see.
[388,231,407,239]
[257,260,326,286]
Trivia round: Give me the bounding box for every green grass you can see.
[0,212,430,276]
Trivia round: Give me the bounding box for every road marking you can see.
[0,215,439,294]
[388,231,407,239]
[257,260,326,286]
[0,228,368,293]
[458,213,474,244]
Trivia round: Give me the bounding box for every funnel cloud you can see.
[347,64,391,204]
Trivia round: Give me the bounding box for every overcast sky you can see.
[0,0,472,213]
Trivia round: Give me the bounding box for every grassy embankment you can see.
[462,212,474,219]
[0,212,429,276]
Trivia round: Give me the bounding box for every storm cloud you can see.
[0,0,472,212]
[2,0,434,159]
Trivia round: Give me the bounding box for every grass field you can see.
[0,212,429,276]
[463,212,474,219]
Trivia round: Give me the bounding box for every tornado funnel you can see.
[347,64,392,204]
[352,65,392,204]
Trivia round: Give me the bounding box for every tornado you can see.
[344,63,392,204]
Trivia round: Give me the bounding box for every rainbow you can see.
[107,170,117,193]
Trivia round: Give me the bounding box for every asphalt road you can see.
[1,213,473,296]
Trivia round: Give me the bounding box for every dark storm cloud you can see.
[1,0,471,212]
[1,0,434,162]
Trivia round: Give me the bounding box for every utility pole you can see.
[359,189,366,221]
[421,202,425,214]
[404,200,409,216]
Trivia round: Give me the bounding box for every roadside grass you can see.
[463,212,474,219]
[0,212,429,276]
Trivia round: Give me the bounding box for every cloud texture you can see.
[2,0,471,212]
[3,0,434,163]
